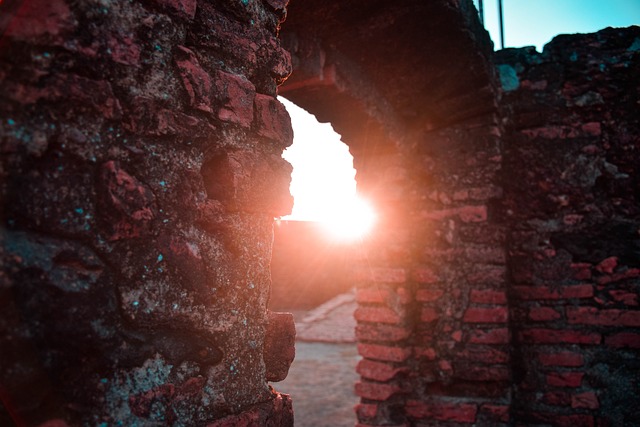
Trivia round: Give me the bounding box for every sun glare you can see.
[319,196,377,242]
[279,97,377,242]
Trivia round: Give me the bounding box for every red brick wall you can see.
[499,27,640,426]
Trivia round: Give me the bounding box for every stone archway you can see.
[278,1,508,425]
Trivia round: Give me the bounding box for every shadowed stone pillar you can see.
[0,0,295,425]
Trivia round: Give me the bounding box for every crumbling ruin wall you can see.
[498,27,640,426]
[279,1,511,425]
[0,0,296,425]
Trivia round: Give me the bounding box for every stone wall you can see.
[498,27,640,426]
[0,0,296,425]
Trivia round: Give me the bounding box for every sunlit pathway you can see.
[273,293,360,426]
[277,342,360,427]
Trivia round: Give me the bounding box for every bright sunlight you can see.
[279,97,376,241]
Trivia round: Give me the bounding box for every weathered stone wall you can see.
[498,27,640,426]
[0,0,296,425]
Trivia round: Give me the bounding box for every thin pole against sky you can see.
[498,0,505,49]
[478,0,484,25]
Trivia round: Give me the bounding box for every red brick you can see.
[581,121,602,136]
[604,332,640,348]
[513,284,593,300]
[470,289,507,304]
[420,307,439,322]
[458,205,488,223]
[538,351,584,367]
[406,400,477,423]
[609,290,638,306]
[543,391,571,406]
[572,391,599,409]
[454,366,510,381]
[547,372,584,387]
[358,343,411,362]
[571,263,593,280]
[413,267,439,284]
[529,306,561,321]
[355,307,402,324]
[356,288,391,304]
[463,307,508,323]
[459,347,509,364]
[468,328,509,344]
[415,346,437,360]
[596,268,640,285]
[357,359,408,382]
[479,404,509,422]
[354,267,407,284]
[595,256,617,274]
[466,266,506,284]
[355,403,378,419]
[356,324,410,342]
[355,381,403,401]
[416,288,444,302]
[567,307,640,327]
[519,328,601,344]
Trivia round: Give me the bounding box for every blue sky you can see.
[476,0,640,50]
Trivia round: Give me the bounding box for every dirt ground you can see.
[275,342,360,427]
[271,294,360,426]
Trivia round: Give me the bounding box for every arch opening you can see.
[277,97,376,243]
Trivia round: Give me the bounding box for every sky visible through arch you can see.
[280,1,639,223]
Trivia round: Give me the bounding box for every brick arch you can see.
[278,1,508,425]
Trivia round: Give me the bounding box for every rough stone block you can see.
[201,149,293,215]
[254,94,294,147]
[98,160,156,241]
[263,311,296,382]
[215,70,256,127]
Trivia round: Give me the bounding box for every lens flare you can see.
[319,197,376,242]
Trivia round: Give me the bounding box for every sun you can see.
[318,196,377,242]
